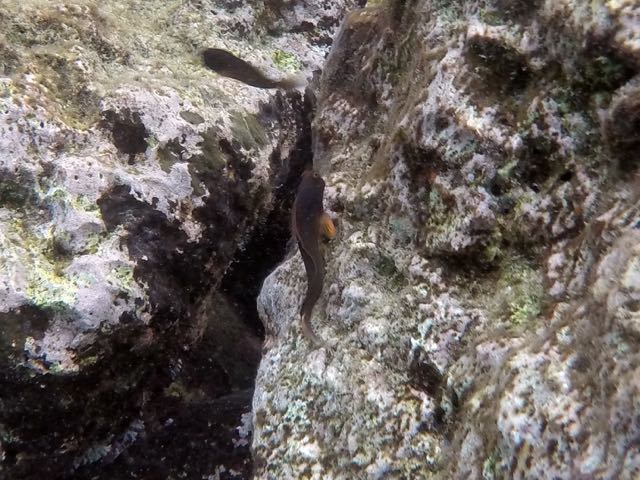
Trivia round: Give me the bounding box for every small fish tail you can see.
[278,72,307,90]
[300,313,326,348]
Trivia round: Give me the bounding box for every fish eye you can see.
[313,172,319,178]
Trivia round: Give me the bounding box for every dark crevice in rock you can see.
[390,0,420,25]
[74,389,254,480]
[605,81,640,174]
[558,170,573,182]
[431,247,504,277]
[0,167,38,209]
[488,0,543,22]
[402,143,450,192]
[66,137,267,477]
[68,298,259,480]
[465,36,532,96]
[55,89,316,480]
[0,305,51,361]
[408,349,443,396]
[220,89,315,337]
[568,43,636,96]
[100,109,149,163]
[0,321,158,480]
[2,34,315,480]
[515,134,559,193]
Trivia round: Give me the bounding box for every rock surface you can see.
[254,1,640,479]
[0,0,360,478]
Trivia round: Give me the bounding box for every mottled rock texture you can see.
[0,0,360,478]
[254,0,640,479]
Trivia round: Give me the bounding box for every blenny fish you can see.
[292,170,336,347]
[202,48,305,90]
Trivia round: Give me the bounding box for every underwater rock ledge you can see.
[253,1,640,479]
[0,0,359,478]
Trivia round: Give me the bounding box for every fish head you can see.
[299,169,325,197]
[202,48,236,71]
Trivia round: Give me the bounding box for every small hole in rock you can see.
[559,170,573,182]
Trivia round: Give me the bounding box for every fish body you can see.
[292,170,336,347]
[202,48,305,90]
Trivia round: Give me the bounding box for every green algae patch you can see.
[488,257,543,329]
[431,0,463,23]
[482,447,502,479]
[272,49,301,72]
[179,110,205,125]
[107,265,137,296]
[23,240,76,308]
[186,128,227,196]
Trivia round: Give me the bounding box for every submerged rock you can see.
[254,1,639,479]
[0,0,359,478]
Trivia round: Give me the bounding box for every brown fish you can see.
[202,48,305,90]
[292,170,336,347]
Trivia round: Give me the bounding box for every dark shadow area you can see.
[220,89,315,337]
[100,109,149,163]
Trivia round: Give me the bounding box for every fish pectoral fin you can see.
[320,212,337,239]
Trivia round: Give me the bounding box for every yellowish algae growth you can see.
[81,233,103,255]
[0,180,136,313]
[47,187,100,214]
[482,448,501,479]
[272,49,301,72]
[7,218,78,309]
[1,0,227,129]
[107,265,137,295]
[489,257,544,328]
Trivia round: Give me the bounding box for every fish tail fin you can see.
[278,72,307,90]
[300,313,326,348]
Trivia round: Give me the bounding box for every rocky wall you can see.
[0,0,360,478]
[253,1,640,478]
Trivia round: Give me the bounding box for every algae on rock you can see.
[0,0,360,477]
[253,1,640,479]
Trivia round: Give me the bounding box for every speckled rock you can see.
[253,1,640,479]
[0,0,359,478]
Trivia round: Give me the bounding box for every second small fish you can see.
[292,170,336,348]
[202,48,305,90]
